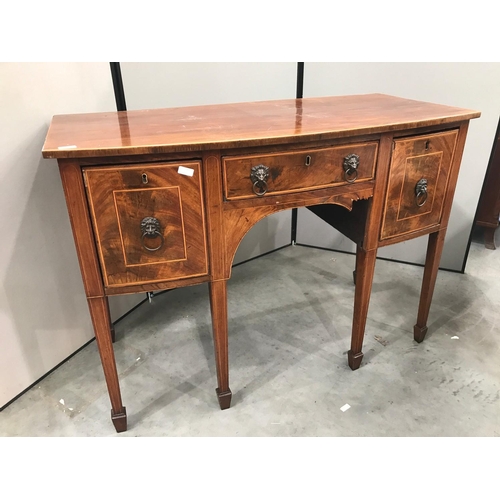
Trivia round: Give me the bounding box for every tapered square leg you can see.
[348,246,377,370]
[88,296,127,432]
[209,280,232,410]
[413,230,446,343]
[59,162,126,432]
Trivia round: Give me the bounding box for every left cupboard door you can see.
[84,161,209,288]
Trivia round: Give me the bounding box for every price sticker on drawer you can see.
[178,165,194,177]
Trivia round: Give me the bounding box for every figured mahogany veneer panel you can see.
[380,130,459,240]
[84,161,208,287]
[223,142,377,200]
[113,187,186,264]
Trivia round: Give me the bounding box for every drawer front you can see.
[223,142,378,200]
[380,130,459,240]
[84,161,208,287]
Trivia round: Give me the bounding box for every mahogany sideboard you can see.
[42,94,480,432]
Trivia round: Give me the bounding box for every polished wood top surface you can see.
[42,94,480,159]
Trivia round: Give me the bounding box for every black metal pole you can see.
[110,62,127,112]
[291,62,304,244]
[296,62,304,100]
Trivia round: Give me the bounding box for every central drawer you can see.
[222,142,378,200]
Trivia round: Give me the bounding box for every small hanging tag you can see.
[178,166,194,177]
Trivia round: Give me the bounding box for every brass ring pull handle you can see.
[252,180,268,196]
[250,164,270,197]
[415,178,428,207]
[140,217,164,252]
[343,154,359,183]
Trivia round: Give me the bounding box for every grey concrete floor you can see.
[1,238,500,437]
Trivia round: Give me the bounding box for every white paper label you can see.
[57,145,77,150]
[178,166,194,177]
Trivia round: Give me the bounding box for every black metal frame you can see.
[291,62,304,244]
[110,62,127,112]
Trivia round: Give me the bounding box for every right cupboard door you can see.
[380,129,459,241]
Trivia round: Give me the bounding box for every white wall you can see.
[0,63,142,408]
[121,62,297,264]
[297,62,500,271]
